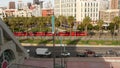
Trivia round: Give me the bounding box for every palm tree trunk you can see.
[114,25,116,35]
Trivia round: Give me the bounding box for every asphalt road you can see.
[24,46,120,57]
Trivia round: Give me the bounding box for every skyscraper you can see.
[110,0,120,9]
[33,0,40,5]
[27,2,32,9]
[9,1,15,9]
[18,0,24,10]
[54,0,99,22]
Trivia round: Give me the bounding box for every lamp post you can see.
[52,15,55,68]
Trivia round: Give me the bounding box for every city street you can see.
[24,46,120,57]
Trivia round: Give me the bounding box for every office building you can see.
[9,1,15,9]
[54,0,99,22]
[110,0,120,9]
[27,2,32,9]
[100,9,120,23]
[33,0,40,5]
[54,0,76,18]
[18,0,24,10]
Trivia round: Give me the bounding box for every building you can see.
[33,0,40,5]
[31,5,42,17]
[18,0,24,10]
[97,0,109,10]
[110,0,120,9]
[54,0,100,22]
[4,9,17,17]
[42,9,53,17]
[0,8,5,19]
[0,19,29,67]
[100,9,120,24]
[76,0,99,22]
[27,2,32,9]
[9,1,15,9]
[54,0,76,18]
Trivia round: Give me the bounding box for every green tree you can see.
[112,16,120,36]
[55,17,60,32]
[58,15,66,27]
[97,19,104,38]
[67,16,75,35]
[82,16,91,33]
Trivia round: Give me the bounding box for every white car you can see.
[61,52,70,57]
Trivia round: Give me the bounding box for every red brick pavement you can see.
[23,58,120,68]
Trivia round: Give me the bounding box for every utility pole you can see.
[52,15,55,68]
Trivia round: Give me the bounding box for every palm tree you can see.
[55,17,60,32]
[8,17,16,32]
[82,16,91,34]
[112,16,120,36]
[67,16,75,36]
[58,15,66,27]
[97,19,104,38]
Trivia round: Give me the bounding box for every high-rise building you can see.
[54,0,99,22]
[76,0,99,21]
[33,0,40,5]
[97,0,109,10]
[110,0,120,9]
[27,2,32,9]
[9,1,15,9]
[54,0,76,18]
[18,0,24,10]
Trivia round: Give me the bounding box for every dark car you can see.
[106,50,116,55]
[84,49,95,57]
[76,52,87,57]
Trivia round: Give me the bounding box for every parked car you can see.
[84,49,95,57]
[94,53,103,57]
[106,50,116,55]
[76,52,87,57]
[61,51,70,57]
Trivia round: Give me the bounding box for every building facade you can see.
[33,0,40,5]
[98,0,109,10]
[9,1,16,9]
[54,0,100,22]
[100,9,120,23]
[110,0,120,9]
[18,0,24,10]
[76,0,99,22]
[54,0,76,18]
[42,9,53,17]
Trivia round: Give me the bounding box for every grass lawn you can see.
[19,39,120,46]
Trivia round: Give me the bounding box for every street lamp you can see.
[51,15,56,68]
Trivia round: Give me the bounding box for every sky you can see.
[0,0,54,7]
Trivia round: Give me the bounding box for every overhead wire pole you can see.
[52,15,56,68]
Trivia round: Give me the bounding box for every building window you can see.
[85,8,86,12]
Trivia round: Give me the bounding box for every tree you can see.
[112,16,120,36]
[97,19,104,38]
[58,15,66,27]
[82,16,91,33]
[55,17,60,32]
[67,16,75,36]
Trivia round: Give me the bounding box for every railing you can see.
[8,64,47,68]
